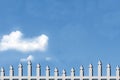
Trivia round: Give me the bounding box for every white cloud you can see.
[20,55,34,62]
[45,57,52,61]
[0,31,48,52]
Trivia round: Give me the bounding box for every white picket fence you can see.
[0,60,120,80]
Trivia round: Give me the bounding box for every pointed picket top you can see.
[46,66,50,70]
[54,67,58,72]
[80,65,84,70]
[54,67,58,76]
[71,68,75,72]
[89,64,93,68]
[62,69,66,74]
[80,65,84,77]
[116,65,119,70]
[36,64,40,68]
[18,63,23,68]
[27,60,32,65]
[98,60,102,65]
[107,64,111,68]
[71,67,75,76]
[10,65,13,70]
[1,67,4,72]
[106,64,111,77]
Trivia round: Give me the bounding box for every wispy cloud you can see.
[20,55,34,62]
[0,31,48,52]
[45,57,52,61]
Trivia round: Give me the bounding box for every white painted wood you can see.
[0,60,120,80]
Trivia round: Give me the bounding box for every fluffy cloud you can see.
[0,31,48,52]
[20,55,34,62]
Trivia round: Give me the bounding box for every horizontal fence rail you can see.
[0,60,120,80]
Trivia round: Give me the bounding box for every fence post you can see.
[46,66,50,80]
[36,64,41,76]
[1,67,5,80]
[71,68,75,80]
[18,63,23,77]
[89,64,93,80]
[80,65,84,80]
[116,65,120,80]
[62,69,66,80]
[36,64,41,80]
[98,61,102,80]
[107,64,111,80]
[9,65,14,80]
[54,67,58,80]
[54,67,59,76]
[28,60,32,80]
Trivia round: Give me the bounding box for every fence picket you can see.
[0,60,120,80]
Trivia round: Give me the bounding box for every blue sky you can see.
[0,0,120,76]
